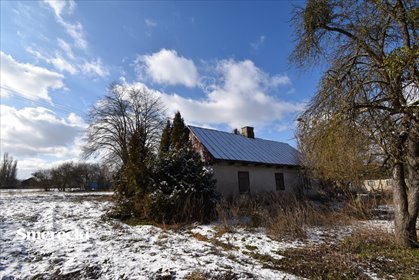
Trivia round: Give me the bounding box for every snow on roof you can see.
[189,126,300,166]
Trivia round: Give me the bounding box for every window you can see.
[238,171,250,194]
[275,173,285,191]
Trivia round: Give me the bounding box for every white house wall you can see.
[211,163,302,198]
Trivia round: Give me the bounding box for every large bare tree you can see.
[293,0,418,247]
[83,83,166,168]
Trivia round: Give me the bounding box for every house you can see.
[189,126,302,198]
[20,177,38,189]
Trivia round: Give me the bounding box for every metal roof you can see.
[189,126,300,166]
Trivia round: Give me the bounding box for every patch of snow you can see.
[0,191,301,279]
[361,220,394,233]
[1,191,396,279]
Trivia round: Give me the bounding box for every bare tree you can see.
[33,162,112,191]
[0,152,18,189]
[83,83,166,167]
[292,0,418,247]
[32,169,53,191]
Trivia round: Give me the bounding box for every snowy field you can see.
[0,190,392,279]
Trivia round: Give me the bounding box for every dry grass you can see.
[191,232,210,242]
[216,192,354,240]
[190,231,238,251]
[184,271,207,280]
[266,197,352,240]
[250,227,419,280]
[341,191,392,220]
[185,270,239,280]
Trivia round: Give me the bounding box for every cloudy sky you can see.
[1,1,322,179]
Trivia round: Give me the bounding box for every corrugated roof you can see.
[189,126,300,166]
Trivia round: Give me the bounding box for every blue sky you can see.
[0,0,322,179]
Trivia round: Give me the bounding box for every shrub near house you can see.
[149,112,220,223]
[113,111,220,224]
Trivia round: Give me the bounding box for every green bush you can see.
[148,148,220,223]
[111,111,220,225]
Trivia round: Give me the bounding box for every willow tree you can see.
[298,116,375,188]
[293,0,418,247]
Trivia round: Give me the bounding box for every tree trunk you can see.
[406,117,419,247]
[393,118,419,248]
[392,162,412,247]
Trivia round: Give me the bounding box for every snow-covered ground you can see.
[0,191,393,279]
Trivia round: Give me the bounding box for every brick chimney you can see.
[241,126,254,139]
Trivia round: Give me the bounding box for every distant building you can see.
[189,126,302,198]
[363,179,393,192]
[20,177,38,189]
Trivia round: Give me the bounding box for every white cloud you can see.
[57,38,75,60]
[145,19,157,27]
[0,52,64,102]
[81,58,109,78]
[43,0,66,18]
[66,0,76,14]
[67,112,86,127]
[42,2,110,77]
[26,47,77,75]
[0,105,85,153]
[137,49,199,87]
[43,0,87,49]
[275,121,297,133]
[270,75,291,87]
[251,35,266,50]
[43,0,75,18]
[27,46,109,78]
[0,105,86,178]
[132,58,302,129]
[17,158,74,179]
[25,47,43,60]
[163,59,302,128]
[49,55,78,74]
[58,19,87,49]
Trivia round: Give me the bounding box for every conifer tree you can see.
[150,111,220,223]
[159,120,172,157]
[116,128,152,199]
[170,111,190,151]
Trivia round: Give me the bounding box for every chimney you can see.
[241,126,254,139]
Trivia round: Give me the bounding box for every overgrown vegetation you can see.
[215,190,397,242]
[292,0,418,247]
[183,191,409,279]
[252,227,419,280]
[148,112,219,223]
[83,84,219,224]
[216,192,357,240]
[149,148,219,223]
[108,109,220,224]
